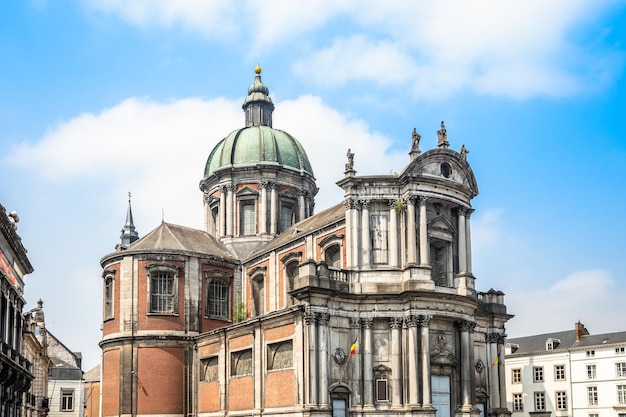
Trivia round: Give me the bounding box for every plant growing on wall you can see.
[233,300,247,323]
[393,199,407,212]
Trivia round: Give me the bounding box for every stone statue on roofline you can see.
[437,121,450,149]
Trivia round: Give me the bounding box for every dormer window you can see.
[546,338,560,350]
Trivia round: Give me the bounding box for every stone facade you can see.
[99,68,512,417]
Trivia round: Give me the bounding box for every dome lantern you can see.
[243,65,274,127]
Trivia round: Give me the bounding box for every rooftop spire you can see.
[120,191,139,246]
[242,64,275,127]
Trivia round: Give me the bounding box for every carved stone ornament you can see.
[333,348,347,365]
[475,359,485,373]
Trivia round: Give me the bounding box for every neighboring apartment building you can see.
[1,203,36,417]
[22,299,51,417]
[505,322,626,417]
[47,332,84,417]
[99,66,512,417]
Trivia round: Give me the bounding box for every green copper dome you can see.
[202,66,314,180]
[203,126,314,178]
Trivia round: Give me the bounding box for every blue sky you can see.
[2,1,626,370]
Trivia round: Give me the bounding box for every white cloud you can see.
[83,0,621,99]
[505,269,623,337]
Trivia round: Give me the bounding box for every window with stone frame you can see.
[618,385,626,405]
[370,209,389,264]
[587,364,597,379]
[250,269,265,317]
[555,364,566,381]
[231,349,252,377]
[533,366,544,382]
[61,389,74,411]
[513,393,523,411]
[324,244,341,268]
[512,368,522,384]
[280,201,296,232]
[104,275,114,320]
[588,386,598,406]
[376,379,389,402]
[147,264,178,314]
[617,362,626,377]
[205,273,230,319]
[534,392,545,411]
[239,199,256,236]
[267,340,293,371]
[556,391,567,410]
[284,261,298,306]
[201,356,219,382]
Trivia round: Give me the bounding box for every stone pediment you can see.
[237,186,259,197]
[428,215,455,232]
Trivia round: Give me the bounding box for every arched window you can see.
[146,264,178,314]
[319,235,344,269]
[231,349,252,376]
[267,340,293,370]
[325,245,341,268]
[281,252,302,307]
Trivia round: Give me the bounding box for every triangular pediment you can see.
[428,215,455,232]
[236,186,258,197]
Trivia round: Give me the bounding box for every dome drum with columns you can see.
[199,65,317,258]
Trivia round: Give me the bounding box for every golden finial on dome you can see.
[254,63,262,74]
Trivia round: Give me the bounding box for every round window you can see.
[441,163,451,178]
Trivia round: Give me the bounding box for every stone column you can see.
[466,209,474,274]
[361,200,371,268]
[225,184,235,236]
[254,326,263,413]
[259,180,268,234]
[390,318,403,408]
[389,200,399,267]
[418,197,429,267]
[298,188,307,222]
[318,313,330,408]
[406,316,419,407]
[345,199,359,268]
[350,318,362,407]
[456,208,467,274]
[352,201,361,268]
[446,241,454,287]
[270,182,278,235]
[420,315,432,407]
[487,333,500,409]
[497,334,506,409]
[304,311,318,406]
[456,320,475,411]
[407,197,417,265]
[219,186,227,237]
[363,318,374,409]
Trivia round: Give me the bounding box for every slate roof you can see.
[246,202,345,260]
[127,222,236,261]
[507,329,626,356]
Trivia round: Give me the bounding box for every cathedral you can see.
[99,66,512,417]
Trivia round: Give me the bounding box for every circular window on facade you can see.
[441,162,451,178]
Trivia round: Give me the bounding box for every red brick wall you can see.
[136,347,184,414]
[228,376,253,410]
[265,370,295,408]
[198,381,220,412]
[264,324,294,342]
[102,349,120,417]
[84,381,100,417]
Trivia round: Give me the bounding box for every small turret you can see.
[120,192,139,247]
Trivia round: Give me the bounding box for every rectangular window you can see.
[587,364,596,379]
[61,390,74,412]
[587,350,595,357]
[588,386,598,406]
[240,200,256,236]
[280,202,295,232]
[617,362,626,377]
[534,392,545,411]
[231,349,252,377]
[589,414,599,417]
[150,270,175,313]
[267,340,293,371]
[512,368,522,384]
[555,364,566,381]
[376,379,389,402]
[206,279,229,319]
[513,393,523,411]
[201,356,219,382]
[533,366,544,382]
[556,391,567,410]
[370,212,389,264]
[618,385,626,405]
[617,347,626,355]
[104,277,114,319]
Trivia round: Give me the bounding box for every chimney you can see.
[575,321,589,341]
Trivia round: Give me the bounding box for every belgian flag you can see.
[350,337,358,357]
